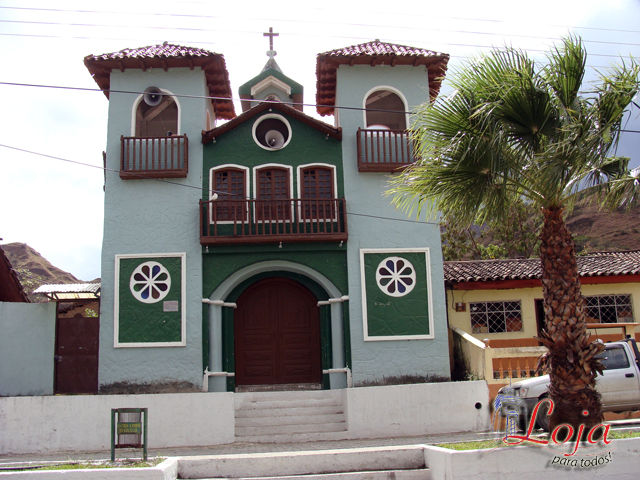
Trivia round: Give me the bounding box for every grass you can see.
[4,457,165,472]
[436,429,640,451]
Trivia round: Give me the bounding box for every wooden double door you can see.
[235,277,322,386]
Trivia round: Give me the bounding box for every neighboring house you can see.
[445,250,640,346]
[83,39,452,393]
[445,251,640,400]
[0,245,29,303]
[0,247,57,396]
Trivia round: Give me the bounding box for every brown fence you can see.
[356,128,415,172]
[200,198,348,245]
[120,135,188,179]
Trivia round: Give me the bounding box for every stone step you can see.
[234,430,352,444]
[236,397,342,411]
[236,405,344,418]
[235,390,342,403]
[197,469,431,480]
[235,420,347,437]
[177,445,427,479]
[235,413,346,427]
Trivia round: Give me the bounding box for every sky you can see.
[0,0,638,281]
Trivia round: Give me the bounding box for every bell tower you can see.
[239,28,304,112]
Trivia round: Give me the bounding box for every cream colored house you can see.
[444,251,640,399]
[445,250,640,346]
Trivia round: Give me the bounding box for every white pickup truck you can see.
[499,338,640,430]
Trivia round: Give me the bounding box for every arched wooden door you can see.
[235,277,322,386]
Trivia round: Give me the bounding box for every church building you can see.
[84,33,451,393]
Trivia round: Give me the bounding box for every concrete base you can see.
[177,445,427,479]
[423,437,640,480]
[0,382,490,456]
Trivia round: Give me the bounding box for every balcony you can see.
[120,135,188,179]
[200,198,348,245]
[356,128,415,173]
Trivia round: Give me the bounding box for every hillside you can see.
[566,202,640,253]
[1,243,83,302]
[442,200,640,261]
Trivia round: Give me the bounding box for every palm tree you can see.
[390,35,639,434]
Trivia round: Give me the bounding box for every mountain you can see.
[1,243,86,302]
[566,202,640,253]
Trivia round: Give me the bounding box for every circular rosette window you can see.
[130,261,171,303]
[375,256,416,297]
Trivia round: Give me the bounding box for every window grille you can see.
[470,301,523,334]
[585,294,634,323]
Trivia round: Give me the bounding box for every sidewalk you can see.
[0,430,502,466]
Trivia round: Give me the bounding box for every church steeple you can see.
[262,27,282,73]
[238,27,303,113]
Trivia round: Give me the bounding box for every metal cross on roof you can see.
[264,27,279,56]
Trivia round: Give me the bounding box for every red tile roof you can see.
[444,251,640,284]
[84,43,235,120]
[316,40,449,116]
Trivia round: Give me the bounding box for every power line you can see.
[0,143,229,195]
[1,81,638,130]
[1,18,639,51]
[1,4,639,37]
[0,143,438,226]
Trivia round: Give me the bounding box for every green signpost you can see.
[111,408,148,461]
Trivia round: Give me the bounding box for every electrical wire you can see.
[1,4,639,37]
[0,81,638,132]
[0,142,439,225]
[1,18,639,50]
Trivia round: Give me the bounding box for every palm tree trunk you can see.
[539,207,603,436]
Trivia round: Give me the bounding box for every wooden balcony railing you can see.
[120,135,188,179]
[200,198,348,245]
[356,128,415,172]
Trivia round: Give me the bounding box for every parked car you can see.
[498,338,640,430]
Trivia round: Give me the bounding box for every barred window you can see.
[470,301,523,334]
[585,294,634,324]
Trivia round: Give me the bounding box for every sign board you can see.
[111,408,148,461]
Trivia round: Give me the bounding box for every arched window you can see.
[300,165,336,220]
[135,94,178,137]
[255,166,291,220]
[211,166,248,221]
[365,89,407,130]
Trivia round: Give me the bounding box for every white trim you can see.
[252,163,294,222]
[205,261,347,388]
[202,299,237,308]
[250,75,292,97]
[131,88,181,136]
[296,163,339,223]
[252,114,292,151]
[114,252,187,348]
[317,295,349,306]
[360,248,435,341]
[209,164,250,225]
[362,86,410,130]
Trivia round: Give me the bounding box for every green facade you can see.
[361,250,432,339]
[116,254,185,345]
[202,110,343,200]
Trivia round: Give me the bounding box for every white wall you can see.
[0,393,234,455]
[1,382,489,455]
[424,437,640,480]
[0,302,56,396]
[344,381,490,438]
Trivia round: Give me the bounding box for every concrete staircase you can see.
[234,390,349,443]
[177,445,431,479]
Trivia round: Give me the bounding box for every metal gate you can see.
[54,301,99,394]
